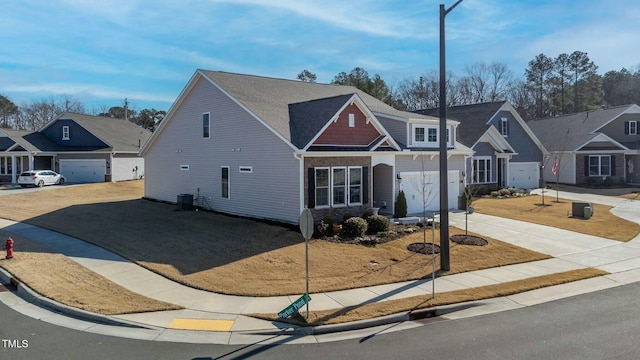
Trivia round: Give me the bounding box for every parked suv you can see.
[17,170,66,187]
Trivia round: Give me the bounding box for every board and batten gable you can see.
[144,75,301,224]
[489,110,542,163]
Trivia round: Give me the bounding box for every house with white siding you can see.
[141,70,474,224]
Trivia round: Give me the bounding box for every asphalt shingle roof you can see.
[288,94,355,149]
[62,113,152,152]
[416,101,505,147]
[526,105,633,151]
[200,70,436,143]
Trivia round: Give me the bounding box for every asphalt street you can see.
[3,282,640,360]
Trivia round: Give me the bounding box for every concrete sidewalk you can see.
[1,190,640,344]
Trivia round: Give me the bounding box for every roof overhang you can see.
[473,126,517,153]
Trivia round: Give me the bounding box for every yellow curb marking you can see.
[168,318,234,331]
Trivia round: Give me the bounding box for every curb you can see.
[0,267,157,330]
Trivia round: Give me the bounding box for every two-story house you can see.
[416,102,547,190]
[527,104,640,185]
[141,70,474,224]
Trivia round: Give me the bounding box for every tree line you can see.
[301,51,640,121]
[0,95,165,132]
[2,51,638,132]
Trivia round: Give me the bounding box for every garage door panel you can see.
[400,171,459,215]
[509,163,539,189]
[59,159,106,183]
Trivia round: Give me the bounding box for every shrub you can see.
[509,188,518,195]
[367,215,390,234]
[476,186,489,196]
[342,213,353,222]
[394,190,407,218]
[490,191,500,197]
[322,215,335,227]
[499,188,511,196]
[342,217,368,238]
[362,210,374,219]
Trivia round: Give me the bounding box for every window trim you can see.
[473,156,493,184]
[348,113,355,128]
[500,118,508,137]
[203,112,211,138]
[314,167,330,208]
[221,166,230,199]
[332,167,347,207]
[588,155,611,176]
[62,126,70,140]
[239,166,253,173]
[412,124,439,147]
[348,166,363,205]
[628,121,638,135]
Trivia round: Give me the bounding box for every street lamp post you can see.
[439,0,463,271]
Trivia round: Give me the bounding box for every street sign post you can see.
[278,293,312,319]
[299,208,314,319]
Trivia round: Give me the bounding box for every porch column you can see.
[28,154,34,170]
[11,156,17,183]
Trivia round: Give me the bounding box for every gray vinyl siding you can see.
[144,77,300,224]
[599,113,640,145]
[490,111,542,163]
[377,116,407,145]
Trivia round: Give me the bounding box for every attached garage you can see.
[59,159,106,183]
[399,170,460,215]
[508,162,539,189]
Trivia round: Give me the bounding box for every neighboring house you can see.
[527,104,640,186]
[0,113,151,183]
[416,101,547,190]
[141,70,474,224]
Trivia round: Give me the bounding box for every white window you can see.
[412,125,438,146]
[62,126,70,140]
[221,166,229,198]
[332,167,346,206]
[313,166,364,208]
[589,155,611,176]
[315,168,330,207]
[627,121,638,135]
[473,157,492,184]
[348,113,355,128]
[348,166,362,204]
[203,113,210,138]
[500,118,509,136]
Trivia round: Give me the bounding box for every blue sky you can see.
[2,0,639,112]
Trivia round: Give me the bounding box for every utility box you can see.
[176,194,194,211]
[572,201,593,219]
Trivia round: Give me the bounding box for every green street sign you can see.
[278,293,311,319]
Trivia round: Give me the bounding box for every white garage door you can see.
[59,159,106,183]
[399,171,460,215]
[509,162,539,189]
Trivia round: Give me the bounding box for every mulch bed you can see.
[450,234,488,246]
[407,242,440,255]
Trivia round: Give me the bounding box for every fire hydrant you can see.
[5,237,14,259]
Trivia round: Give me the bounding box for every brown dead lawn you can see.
[0,181,551,297]
[473,195,640,241]
[255,267,608,326]
[0,230,182,315]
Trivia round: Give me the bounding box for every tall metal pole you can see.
[439,0,463,271]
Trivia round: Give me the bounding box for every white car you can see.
[17,170,66,187]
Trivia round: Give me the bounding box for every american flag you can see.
[551,159,558,176]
